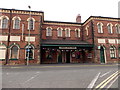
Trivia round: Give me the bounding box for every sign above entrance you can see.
[59,47,77,49]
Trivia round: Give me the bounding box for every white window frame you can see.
[0,44,6,59]
[27,17,35,30]
[119,47,120,58]
[85,25,89,36]
[75,28,80,37]
[9,44,20,59]
[110,46,116,58]
[107,23,113,34]
[0,16,9,29]
[12,16,21,29]
[115,24,120,34]
[57,27,63,37]
[97,22,103,33]
[65,28,71,37]
[46,27,52,36]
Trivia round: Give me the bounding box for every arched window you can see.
[13,17,21,29]
[2,18,8,29]
[27,18,35,30]
[115,24,120,34]
[107,23,113,34]
[0,45,6,59]
[97,22,103,33]
[86,26,89,36]
[46,27,52,36]
[119,47,120,58]
[57,27,63,37]
[110,46,116,58]
[10,45,19,59]
[25,45,34,59]
[75,28,80,37]
[65,28,70,37]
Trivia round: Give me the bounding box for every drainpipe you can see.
[91,20,96,63]
[39,14,43,64]
[5,9,12,65]
[91,20,94,45]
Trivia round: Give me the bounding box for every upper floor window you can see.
[12,16,21,29]
[65,28,70,37]
[97,22,103,33]
[75,28,80,37]
[27,17,35,30]
[0,16,9,29]
[46,27,52,36]
[85,25,89,36]
[107,23,113,34]
[57,27,63,37]
[110,46,116,58]
[2,18,8,29]
[115,24,120,34]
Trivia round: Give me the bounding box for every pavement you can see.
[1,63,120,68]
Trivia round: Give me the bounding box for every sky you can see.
[0,0,120,23]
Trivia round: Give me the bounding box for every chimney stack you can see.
[76,14,81,23]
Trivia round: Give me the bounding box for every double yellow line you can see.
[95,71,120,89]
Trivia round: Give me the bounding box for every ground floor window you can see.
[10,45,19,59]
[72,51,81,59]
[25,45,34,59]
[0,45,6,59]
[119,47,120,58]
[46,49,52,59]
[110,46,116,58]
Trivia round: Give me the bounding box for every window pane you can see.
[26,45,33,59]
[46,28,52,36]
[58,28,62,37]
[11,46,18,59]
[110,46,116,58]
[2,18,8,29]
[108,24,112,33]
[14,18,20,29]
[98,24,101,33]
[65,29,70,37]
[29,19,34,30]
[119,47,120,58]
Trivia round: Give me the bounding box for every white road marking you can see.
[107,75,119,88]
[87,72,101,89]
[100,71,111,78]
[23,72,40,84]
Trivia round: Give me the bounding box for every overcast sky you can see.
[0,0,119,22]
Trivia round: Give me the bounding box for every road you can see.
[1,64,120,89]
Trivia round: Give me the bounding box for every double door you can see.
[58,51,70,63]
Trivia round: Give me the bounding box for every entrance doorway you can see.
[100,46,105,63]
[66,51,70,63]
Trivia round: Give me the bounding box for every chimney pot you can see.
[76,14,81,23]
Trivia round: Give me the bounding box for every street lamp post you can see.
[27,5,31,65]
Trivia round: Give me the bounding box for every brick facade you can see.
[0,8,119,65]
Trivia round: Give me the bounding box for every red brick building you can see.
[0,8,120,65]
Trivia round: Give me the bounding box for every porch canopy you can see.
[41,40,94,48]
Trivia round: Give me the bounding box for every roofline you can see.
[44,20,82,25]
[83,16,120,25]
[1,8,119,25]
[0,8,44,13]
